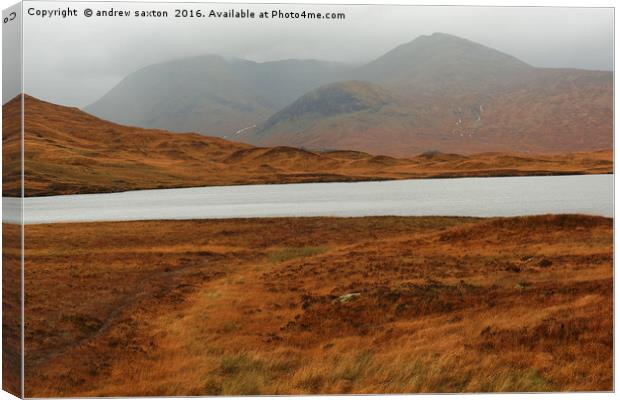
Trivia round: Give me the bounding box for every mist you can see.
[19,2,613,107]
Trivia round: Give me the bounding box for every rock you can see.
[335,293,361,303]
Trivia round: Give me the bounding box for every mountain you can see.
[247,33,612,155]
[249,80,398,149]
[354,32,533,93]
[263,81,394,124]
[83,33,612,156]
[3,95,610,196]
[84,56,352,136]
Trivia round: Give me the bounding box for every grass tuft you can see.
[268,246,328,263]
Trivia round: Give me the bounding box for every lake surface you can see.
[2,175,613,224]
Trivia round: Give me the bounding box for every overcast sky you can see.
[19,2,614,107]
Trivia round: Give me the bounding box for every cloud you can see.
[21,2,613,107]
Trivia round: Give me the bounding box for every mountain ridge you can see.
[83,33,612,156]
[246,33,612,155]
[84,55,352,136]
[354,32,534,92]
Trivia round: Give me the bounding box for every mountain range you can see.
[84,56,350,136]
[85,33,612,156]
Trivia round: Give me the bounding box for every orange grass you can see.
[1,96,613,196]
[22,215,612,396]
[3,224,22,396]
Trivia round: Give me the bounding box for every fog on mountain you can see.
[84,33,612,157]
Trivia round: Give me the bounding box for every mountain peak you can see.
[406,32,486,49]
[355,33,532,90]
[408,32,496,47]
[422,32,462,39]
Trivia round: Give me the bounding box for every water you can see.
[2,175,613,224]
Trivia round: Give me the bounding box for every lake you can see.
[2,174,613,224]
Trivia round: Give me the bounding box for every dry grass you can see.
[2,96,613,196]
[268,246,328,263]
[22,215,612,396]
[3,223,22,397]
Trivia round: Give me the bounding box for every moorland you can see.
[1,95,612,197]
[23,214,612,396]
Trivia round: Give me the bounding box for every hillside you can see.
[251,80,396,146]
[248,33,612,155]
[2,95,612,197]
[84,56,352,136]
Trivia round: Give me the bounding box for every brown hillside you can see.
[1,95,612,197]
[247,34,612,156]
[248,71,612,156]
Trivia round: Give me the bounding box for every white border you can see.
[0,1,616,399]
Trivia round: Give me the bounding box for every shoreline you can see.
[10,170,613,199]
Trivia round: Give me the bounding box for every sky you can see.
[16,2,614,107]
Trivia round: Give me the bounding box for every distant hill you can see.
[249,80,397,148]
[3,95,611,196]
[248,33,612,155]
[84,56,352,136]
